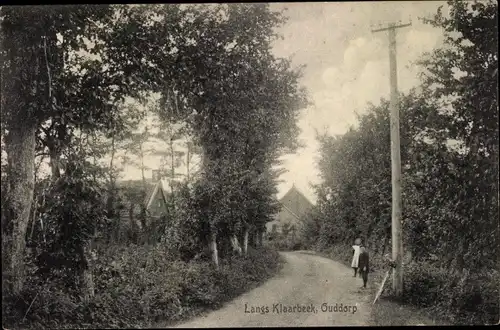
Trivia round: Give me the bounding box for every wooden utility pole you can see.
[372,21,411,297]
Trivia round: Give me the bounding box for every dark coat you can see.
[358,251,370,273]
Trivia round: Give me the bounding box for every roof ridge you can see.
[280,185,313,206]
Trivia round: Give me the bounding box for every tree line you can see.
[1,4,307,305]
[302,0,498,324]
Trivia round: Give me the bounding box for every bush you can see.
[320,244,353,267]
[315,243,499,325]
[266,236,305,251]
[2,257,87,330]
[383,262,499,325]
[3,244,284,329]
[395,262,449,307]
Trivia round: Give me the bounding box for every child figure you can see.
[358,245,370,288]
[351,239,361,277]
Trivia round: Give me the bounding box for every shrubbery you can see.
[2,244,284,329]
[2,155,287,329]
[266,235,305,252]
[384,263,500,325]
[309,242,499,325]
[317,244,351,266]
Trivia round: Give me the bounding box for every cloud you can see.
[276,3,446,201]
[321,67,340,85]
[343,37,386,73]
[115,2,447,203]
[304,18,442,136]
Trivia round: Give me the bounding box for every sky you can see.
[0,2,448,204]
[267,1,447,202]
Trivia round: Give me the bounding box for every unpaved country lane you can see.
[169,251,373,327]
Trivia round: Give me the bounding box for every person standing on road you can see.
[351,238,361,277]
[358,245,370,288]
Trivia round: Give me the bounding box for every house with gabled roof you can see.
[266,184,314,237]
[117,178,170,229]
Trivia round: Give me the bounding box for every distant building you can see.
[116,166,197,226]
[116,178,171,228]
[266,185,314,237]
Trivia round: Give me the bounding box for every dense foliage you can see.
[1,3,305,328]
[3,245,282,329]
[302,0,498,325]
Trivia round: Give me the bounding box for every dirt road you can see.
[171,251,373,327]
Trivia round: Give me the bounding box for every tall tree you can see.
[417,0,498,270]
[0,5,117,295]
[0,4,170,295]
[306,0,498,274]
[127,3,309,266]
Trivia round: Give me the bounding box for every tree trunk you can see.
[140,204,147,231]
[170,138,176,205]
[109,135,116,178]
[231,234,242,256]
[107,135,117,217]
[105,193,116,242]
[49,149,61,180]
[243,227,249,256]
[140,145,146,188]
[3,122,37,296]
[405,249,413,264]
[186,142,190,182]
[366,220,374,246]
[381,235,387,256]
[209,230,219,270]
[81,240,95,303]
[129,203,138,243]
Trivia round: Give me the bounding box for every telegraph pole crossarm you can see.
[371,20,411,298]
[371,22,412,33]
